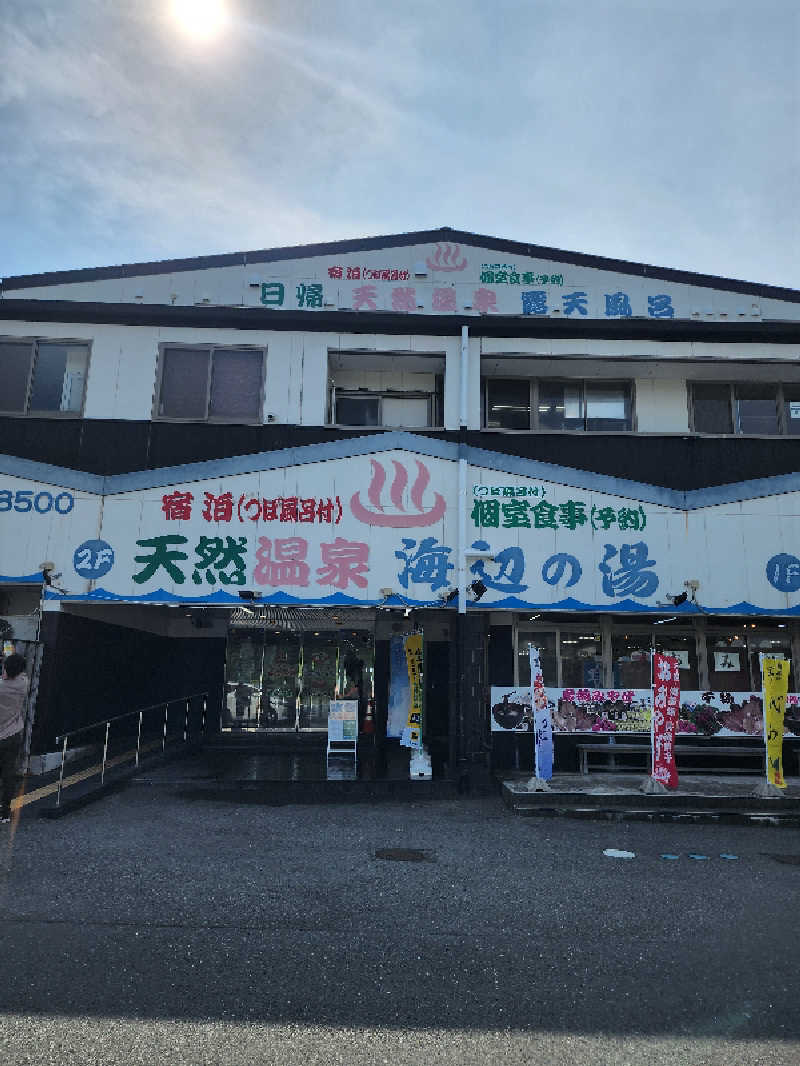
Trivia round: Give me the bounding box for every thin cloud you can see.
[0,0,797,286]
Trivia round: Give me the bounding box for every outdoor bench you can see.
[575,741,768,775]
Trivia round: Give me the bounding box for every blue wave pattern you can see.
[34,586,800,615]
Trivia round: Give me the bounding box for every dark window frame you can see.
[0,336,91,417]
[482,377,635,432]
[689,381,792,436]
[330,388,436,428]
[154,342,266,423]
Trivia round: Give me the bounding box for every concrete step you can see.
[502,781,800,826]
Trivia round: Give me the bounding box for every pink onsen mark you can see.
[425,243,468,272]
[351,459,446,527]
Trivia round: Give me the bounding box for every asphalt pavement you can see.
[1,787,799,1065]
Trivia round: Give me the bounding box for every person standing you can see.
[0,653,27,824]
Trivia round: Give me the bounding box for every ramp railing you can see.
[52,691,211,807]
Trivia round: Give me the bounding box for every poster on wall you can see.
[530,645,553,779]
[664,650,690,670]
[714,651,741,672]
[490,686,800,737]
[552,688,652,733]
[651,654,680,788]
[490,687,532,732]
[761,655,789,788]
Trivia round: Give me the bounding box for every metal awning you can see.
[229,606,376,631]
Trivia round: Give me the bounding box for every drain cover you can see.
[375,848,434,862]
[763,854,800,866]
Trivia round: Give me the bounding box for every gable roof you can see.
[4,226,800,303]
[3,430,800,510]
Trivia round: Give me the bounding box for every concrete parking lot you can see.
[1,785,799,1065]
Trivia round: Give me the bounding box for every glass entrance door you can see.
[299,633,339,729]
[260,633,301,728]
[225,616,375,731]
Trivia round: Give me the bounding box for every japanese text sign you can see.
[403,633,424,749]
[529,645,553,779]
[652,653,680,789]
[761,655,789,789]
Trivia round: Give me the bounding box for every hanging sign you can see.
[664,650,689,670]
[401,633,423,749]
[652,653,680,788]
[761,655,789,788]
[529,645,553,779]
[714,650,740,672]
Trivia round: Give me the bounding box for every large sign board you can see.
[4,447,800,615]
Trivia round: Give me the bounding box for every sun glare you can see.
[171,0,228,41]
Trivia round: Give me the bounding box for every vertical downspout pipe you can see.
[458,325,469,616]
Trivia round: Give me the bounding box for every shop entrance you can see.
[224,608,375,732]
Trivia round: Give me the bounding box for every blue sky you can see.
[1,0,798,287]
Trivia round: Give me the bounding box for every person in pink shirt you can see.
[0,653,27,824]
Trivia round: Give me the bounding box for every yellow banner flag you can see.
[762,656,789,789]
[404,633,424,749]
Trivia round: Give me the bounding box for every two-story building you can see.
[2,226,800,779]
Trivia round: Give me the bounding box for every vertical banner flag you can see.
[652,653,680,788]
[529,645,553,780]
[402,633,424,749]
[761,655,789,789]
[387,635,410,738]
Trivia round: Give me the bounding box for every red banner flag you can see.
[652,653,680,788]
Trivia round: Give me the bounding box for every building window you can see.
[156,345,265,421]
[611,629,700,690]
[484,378,632,431]
[485,379,532,430]
[689,382,796,435]
[707,625,793,692]
[517,627,603,687]
[1,339,90,415]
[332,391,434,428]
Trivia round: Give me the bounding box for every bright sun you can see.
[171,0,227,41]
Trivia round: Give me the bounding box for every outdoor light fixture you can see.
[469,579,487,601]
[39,563,60,586]
[238,591,262,602]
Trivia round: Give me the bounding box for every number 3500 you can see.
[0,489,74,514]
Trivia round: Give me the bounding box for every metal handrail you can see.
[53,690,211,807]
[54,691,210,744]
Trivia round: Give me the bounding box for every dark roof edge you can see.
[3,227,799,303]
[2,298,800,342]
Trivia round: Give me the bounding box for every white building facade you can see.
[2,227,800,777]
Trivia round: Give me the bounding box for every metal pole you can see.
[55,734,68,807]
[202,694,207,736]
[100,721,110,785]
[135,710,143,768]
[457,325,469,616]
[162,704,169,752]
[184,698,190,742]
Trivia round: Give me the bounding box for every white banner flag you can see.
[529,645,553,780]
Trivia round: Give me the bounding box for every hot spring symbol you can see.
[425,243,468,272]
[350,460,446,527]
